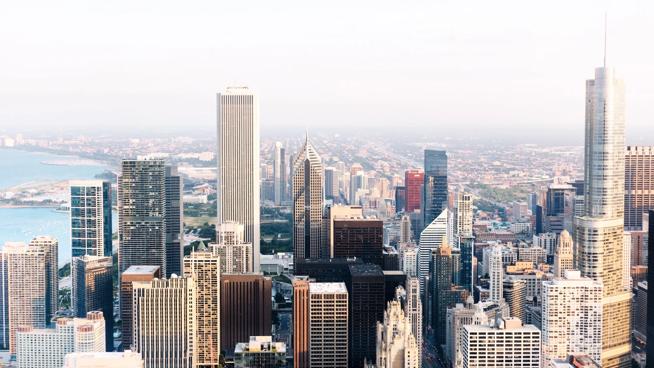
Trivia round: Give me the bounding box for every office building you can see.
[400,214,412,243]
[445,299,510,368]
[210,221,252,274]
[63,351,144,368]
[274,142,287,205]
[72,256,113,350]
[292,133,325,267]
[333,217,383,266]
[220,274,272,356]
[548,354,601,368]
[324,166,338,200]
[423,150,448,227]
[553,230,574,277]
[183,251,221,367]
[404,170,423,214]
[395,186,406,213]
[534,232,557,258]
[309,283,349,368]
[119,265,160,350]
[575,64,631,367]
[462,317,541,368]
[2,239,58,353]
[648,210,654,368]
[118,159,167,275]
[16,311,105,368]
[164,165,183,277]
[428,242,469,345]
[459,236,474,292]
[69,180,112,257]
[400,244,418,277]
[456,192,473,239]
[325,205,364,257]
[375,300,420,368]
[349,164,366,205]
[217,87,261,272]
[503,277,526,322]
[488,246,503,303]
[545,183,576,234]
[294,257,362,283]
[633,281,647,341]
[234,336,286,368]
[404,277,422,362]
[348,263,385,367]
[132,276,196,368]
[541,270,603,363]
[417,209,448,292]
[293,278,310,368]
[624,146,654,230]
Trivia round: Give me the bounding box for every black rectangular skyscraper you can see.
[648,210,654,367]
[423,150,448,226]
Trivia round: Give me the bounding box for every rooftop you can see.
[309,282,348,294]
[122,265,161,275]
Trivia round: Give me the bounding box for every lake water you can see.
[0,148,114,266]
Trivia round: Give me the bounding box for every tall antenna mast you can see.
[604,12,608,67]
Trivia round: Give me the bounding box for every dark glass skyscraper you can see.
[164,165,183,277]
[70,180,112,257]
[423,150,448,227]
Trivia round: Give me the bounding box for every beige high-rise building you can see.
[16,311,106,368]
[183,250,221,367]
[1,238,58,354]
[542,270,603,364]
[553,230,574,277]
[375,300,419,368]
[293,278,310,368]
[210,222,252,274]
[400,214,412,244]
[575,65,631,367]
[119,265,161,351]
[292,134,325,267]
[404,277,422,363]
[132,276,197,368]
[456,192,473,239]
[624,146,654,230]
[309,283,348,368]
[488,246,503,303]
[217,87,260,272]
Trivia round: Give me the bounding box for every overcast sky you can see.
[0,0,652,144]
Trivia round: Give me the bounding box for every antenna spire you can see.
[603,12,607,67]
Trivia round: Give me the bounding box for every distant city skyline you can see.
[0,1,653,144]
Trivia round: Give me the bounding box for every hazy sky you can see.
[0,0,652,144]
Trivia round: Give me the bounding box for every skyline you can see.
[1,1,653,144]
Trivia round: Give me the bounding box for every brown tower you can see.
[293,278,310,368]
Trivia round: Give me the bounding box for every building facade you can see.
[217,87,261,272]
[423,150,448,227]
[375,300,419,368]
[69,180,112,257]
[309,283,349,368]
[119,265,161,351]
[164,165,184,277]
[624,146,654,230]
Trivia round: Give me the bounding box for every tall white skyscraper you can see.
[455,191,473,239]
[292,134,324,267]
[210,222,253,274]
[553,230,574,277]
[542,270,603,364]
[418,209,448,292]
[488,246,503,303]
[217,86,260,272]
[574,62,631,367]
[16,311,106,368]
[404,277,422,365]
[273,141,286,205]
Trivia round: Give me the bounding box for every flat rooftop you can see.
[309,282,347,294]
[123,265,160,275]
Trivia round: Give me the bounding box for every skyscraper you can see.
[647,210,654,368]
[404,170,424,214]
[488,246,503,303]
[400,214,412,243]
[541,270,603,364]
[375,300,420,368]
[395,186,406,213]
[545,183,576,234]
[16,312,106,368]
[455,191,473,239]
[324,166,338,200]
[309,283,349,368]
[217,86,261,272]
[164,165,183,277]
[575,63,631,367]
[459,236,474,292]
[183,251,221,367]
[418,209,448,292]
[349,164,365,205]
[72,256,114,350]
[1,240,57,353]
[624,146,654,230]
[347,263,385,367]
[118,159,166,275]
[292,134,324,267]
[292,278,310,368]
[423,150,448,227]
[503,277,526,322]
[404,277,422,363]
[332,217,383,267]
[28,236,58,323]
[220,274,272,356]
[132,276,197,368]
[274,142,286,205]
[553,230,574,277]
[119,265,160,350]
[69,180,112,257]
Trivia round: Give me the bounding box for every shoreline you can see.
[0,204,61,209]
